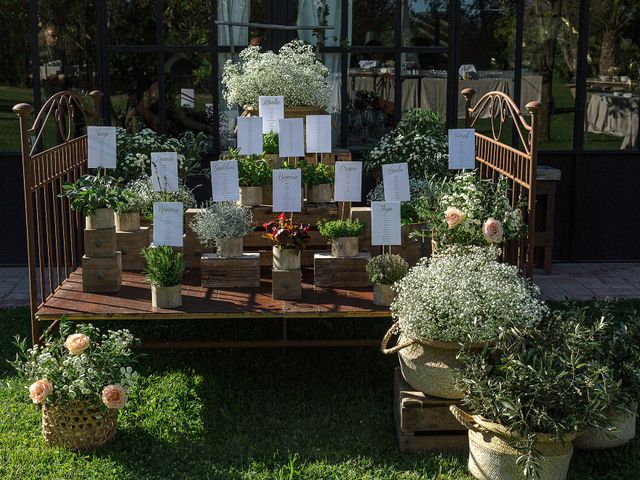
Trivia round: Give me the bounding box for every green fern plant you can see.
[141,246,184,287]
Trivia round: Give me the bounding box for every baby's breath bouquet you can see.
[222,40,330,108]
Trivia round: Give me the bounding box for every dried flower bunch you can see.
[190,201,254,246]
[262,213,311,250]
[222,40,330,108]
[366,254,409,285]
[391,246,546,343]
[11,321,139,409]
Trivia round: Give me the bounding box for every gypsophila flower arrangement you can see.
[391,246,546,343]
[190,201,254,247]
[126,176,196,219]
[222,40,330,108]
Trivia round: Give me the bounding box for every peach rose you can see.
[102,385,127,409]
[64,333,90,355]
[482,218,504,243]
[29,379,53,404]
[445,207,466,229]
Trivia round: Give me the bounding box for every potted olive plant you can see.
[318,219,365,257]
[366,254,408,306]
[383,246,546,399]
[190,201,254,258]
[238,155,272,207]
[62,173,129,229]
[141,245,185,308]
[301,159,334,203]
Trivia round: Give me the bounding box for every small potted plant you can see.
[238,154,272,207]
[383,246,546,399]
[366,254,408,306]
[62,173,129,229]
[141,245,185,308]
[301,159,334,203]
[263,213,311,270]
[10,321,139,450]
[318,218,365,257]
[189,201,254,258]
[114,189,148,232]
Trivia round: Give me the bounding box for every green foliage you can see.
[125,176,197,219]
[366,254,409,285]
[62,174,130,216]
[223,149,271,187]
[263,131,279,155]
[141,246,185,287]
[317,218,365,240]
[190,201,254,245]
[299,159,334,186]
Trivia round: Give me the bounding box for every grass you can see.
[1,305,640,479]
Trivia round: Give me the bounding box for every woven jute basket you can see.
[381,322,487,399]
[450,406,575,480]
[42,400,118,450]
[574,405,637,450]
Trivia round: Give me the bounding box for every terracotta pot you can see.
[86,208,115,230]
[308,183,333,203]
[239,186,263,207]
[216,237,243,258]
[115,211,140,232]
[331,237,359,257]
[373,283,395,306]
[272,246,300,270]
[151,284,182,309]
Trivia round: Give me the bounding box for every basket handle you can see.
[449,405,483,433]
[381,322,415,354]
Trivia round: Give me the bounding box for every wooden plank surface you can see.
[314,253,371,287]
[201,253,261,288]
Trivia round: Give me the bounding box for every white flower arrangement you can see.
[126,176,197,219]
[190,201,254,246]
[391,246,546,343]
[222,40,330,108]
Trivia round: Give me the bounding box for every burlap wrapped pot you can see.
[574,404,637,450]
[450,406,576,480]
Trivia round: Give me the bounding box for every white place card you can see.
[371,201,401,246]
[153,202,184,247]
[151,152,179,192]
[87,126,117,169]
[278,118,305,158]
[259,96,284,133]
[382,163,410,202]
[272,169,302,213]
[333,161,362,202]
[180,88,195,108]
[305,115,332,153]
[237,116,263,156]
[448,128,476,170]
[210,160,240,202]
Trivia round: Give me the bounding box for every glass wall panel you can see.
[107,0,156,45]
[402,0,448,48]
[108,53,157,130]
[352,0,395,46]
[401,53,448,118]
[164,0,211,46]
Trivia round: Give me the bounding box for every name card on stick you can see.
[151,152,179,192]
[278,118,305,158]
[259,96,284,133]
[180,88,195,108]
[448,128,476,169]
[334,161,362,202]
[237,116,263,156]
[272,168,302,213]
[305,115,332,153]
[153,202,184,247]
[87,126,117,169]
[371,201,401,245]
[382,163,410,201]
[211,160,240,202]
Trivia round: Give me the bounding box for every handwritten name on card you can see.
[272,169,302,213]
[305,115,332,153]
[382,163,410,202]
[333,161,363,202]
[153,202,184,247]
[278,118,305,158]
[151,152,179,192]
[211,160,240,202]
[371,201,401,245]
[237,116,263,156]
[87,126,117,169]
[259,96,285,134]
[448,128,476,170]
[180,88,195,108]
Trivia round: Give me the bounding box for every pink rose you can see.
[482,218,504,243]
[102,385,127,409]
[445,207,466,229]
[64,333,90,355]
[29,379,53,404]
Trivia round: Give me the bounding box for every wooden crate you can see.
[313,252,371,287]
[394,368,468,454]
[84,227,117,258]
[251,205,338,226]
[395,223,432,267]
[81,253,122,293]
[303,149,352,166]
[272,268,302,299]
[184,209,208,269]
[116,227,150,271]
[200,253,261,288]
[350,207,376,255]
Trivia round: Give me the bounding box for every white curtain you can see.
[217,0,249,46]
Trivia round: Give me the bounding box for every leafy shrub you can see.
[141,246,185,287]
[367,176,445,224]
[366,254,409,285]
[263,131,279,154]
[125,176,197,219]
[299,159,334,186]
[318,219,365,240]
[62,174,130,216]
[190,201,254,246]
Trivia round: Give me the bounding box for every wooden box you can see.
[396,223,431,267]
[350,207,375,254]
[394,368,468,454]
[200,253,260,288]
[313,252,371,287]
[81,253,122,293]
[84,227,116,258]
[272,269,302,300]
[184,209,208,269]
[116,227,150,271]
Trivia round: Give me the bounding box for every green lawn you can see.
[1,306,640,479]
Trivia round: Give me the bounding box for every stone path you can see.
[1,264,639,308]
